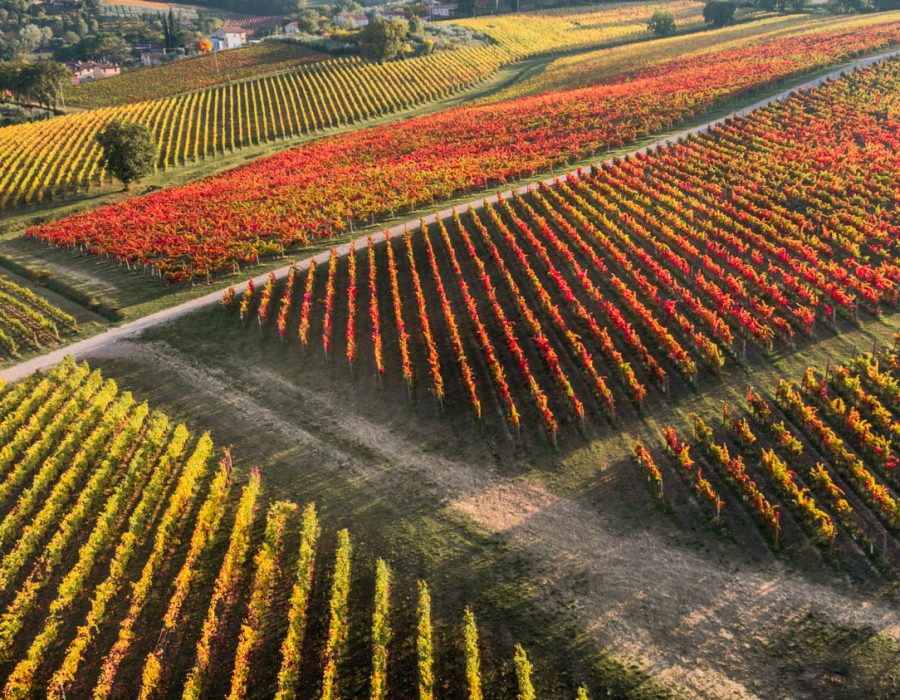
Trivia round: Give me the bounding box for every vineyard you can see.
[490,11,899,100]
[210,58,899,441]
[66,43,327,108]
[98,0,200,20]
[635,345,900,576]
[0,1,704,211]
[455,0,703,56]
[0,358,556,698]
[222,16,287,37]
[0,1,898,695]
[0,43,509,210]
[0,278,77,362]
[26,22,900,281]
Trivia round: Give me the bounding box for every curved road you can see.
[2,48,898,384]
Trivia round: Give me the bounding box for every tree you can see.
[358,17,408,62]
[96,120,157,190]
[0,60,69,109]
[197,38,212,52]
[161,8,182,50]
[162,11,172,50]
[55,34,130,63]
[23,61,70,109]
[408,14,424,36]
[296,9,319,32]
[647,10,676,37]
[0,62,24,101]
[167,8,178,42]
[0,40,14,63]
[17,24,44,51]
[703,0,736,26]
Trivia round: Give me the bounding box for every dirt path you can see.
[2,47,897,386]
[87,338,900,699]
[454,484,900,698]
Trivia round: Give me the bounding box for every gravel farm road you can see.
[2,47,897,384]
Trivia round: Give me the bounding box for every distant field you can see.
[67,43,327,108]
[488,11,900,100]
[222,15,286,36]
[0,1,704,211]
[26,21,900,281]
[455,0,703,55]
[98,0,202,19]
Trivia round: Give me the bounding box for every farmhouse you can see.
[335,11,369,28]
[210,28,247,51]
[140,51,164,67]
[427,0,457,17]
[66,61,120,84]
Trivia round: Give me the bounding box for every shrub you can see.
[647,10,677,37]
[703,1,737,27]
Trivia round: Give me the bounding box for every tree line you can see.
[0,60,68,109]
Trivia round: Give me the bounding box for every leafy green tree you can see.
[23,61,70,109]
[96,120,157,190]
[408,14,424,36]
[0,60,69,109]
[647,10,676,37]
[0,61,23,94]
[703,0,736,26]
[0,39,13,62]
[167,9,178,46]
[55,33,130,62]
[17,24,45,51]
[358,17,408,62]
[296,8,319,32]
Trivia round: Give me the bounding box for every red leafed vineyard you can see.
[227,60,899,442]
[634,347,900,577]
[26,25,900,281]
[0,359,545,698]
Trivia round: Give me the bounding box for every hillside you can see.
[0,5,897,697]
[0,1,706,211]
[66,42,328,109]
